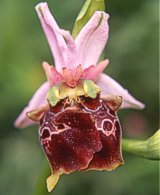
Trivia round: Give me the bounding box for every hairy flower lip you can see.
[39,93,124,192]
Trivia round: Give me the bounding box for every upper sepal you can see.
[35,3,78,74]
[75,11,109,69]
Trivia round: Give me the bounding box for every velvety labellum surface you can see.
[39,95,124,175]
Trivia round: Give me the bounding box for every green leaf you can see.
[122,130,160,160]
[72,0,105,38]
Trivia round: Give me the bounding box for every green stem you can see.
[123,139,147,157]
[122,130,160,160]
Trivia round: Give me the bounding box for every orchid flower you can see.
[15,2,144,192]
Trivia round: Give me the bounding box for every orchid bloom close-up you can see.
[15,2,144,192]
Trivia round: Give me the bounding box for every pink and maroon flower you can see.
[14,2,144,191]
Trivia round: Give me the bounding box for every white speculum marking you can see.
[40,127,51,140]
[40,121,72,139]
[96,118,117,139]
[40,127,52,155]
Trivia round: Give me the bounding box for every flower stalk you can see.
[122,130,160,160]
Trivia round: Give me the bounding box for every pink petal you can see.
[35,3,78,73]
[14,82,49,128]
[96,73,145,109]
[75,11,109,69]
[61,64,82,87]
[43,62,63,86]
[62,68,75,87]
[81,59,109,80]
[73,64,83,82]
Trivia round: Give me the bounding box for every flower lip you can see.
[39,93,123,192]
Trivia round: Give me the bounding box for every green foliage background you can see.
[0,0,159,195]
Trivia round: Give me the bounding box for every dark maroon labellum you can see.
[39,95,124,174]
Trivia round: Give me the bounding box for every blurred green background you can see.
[0,0,159,195]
